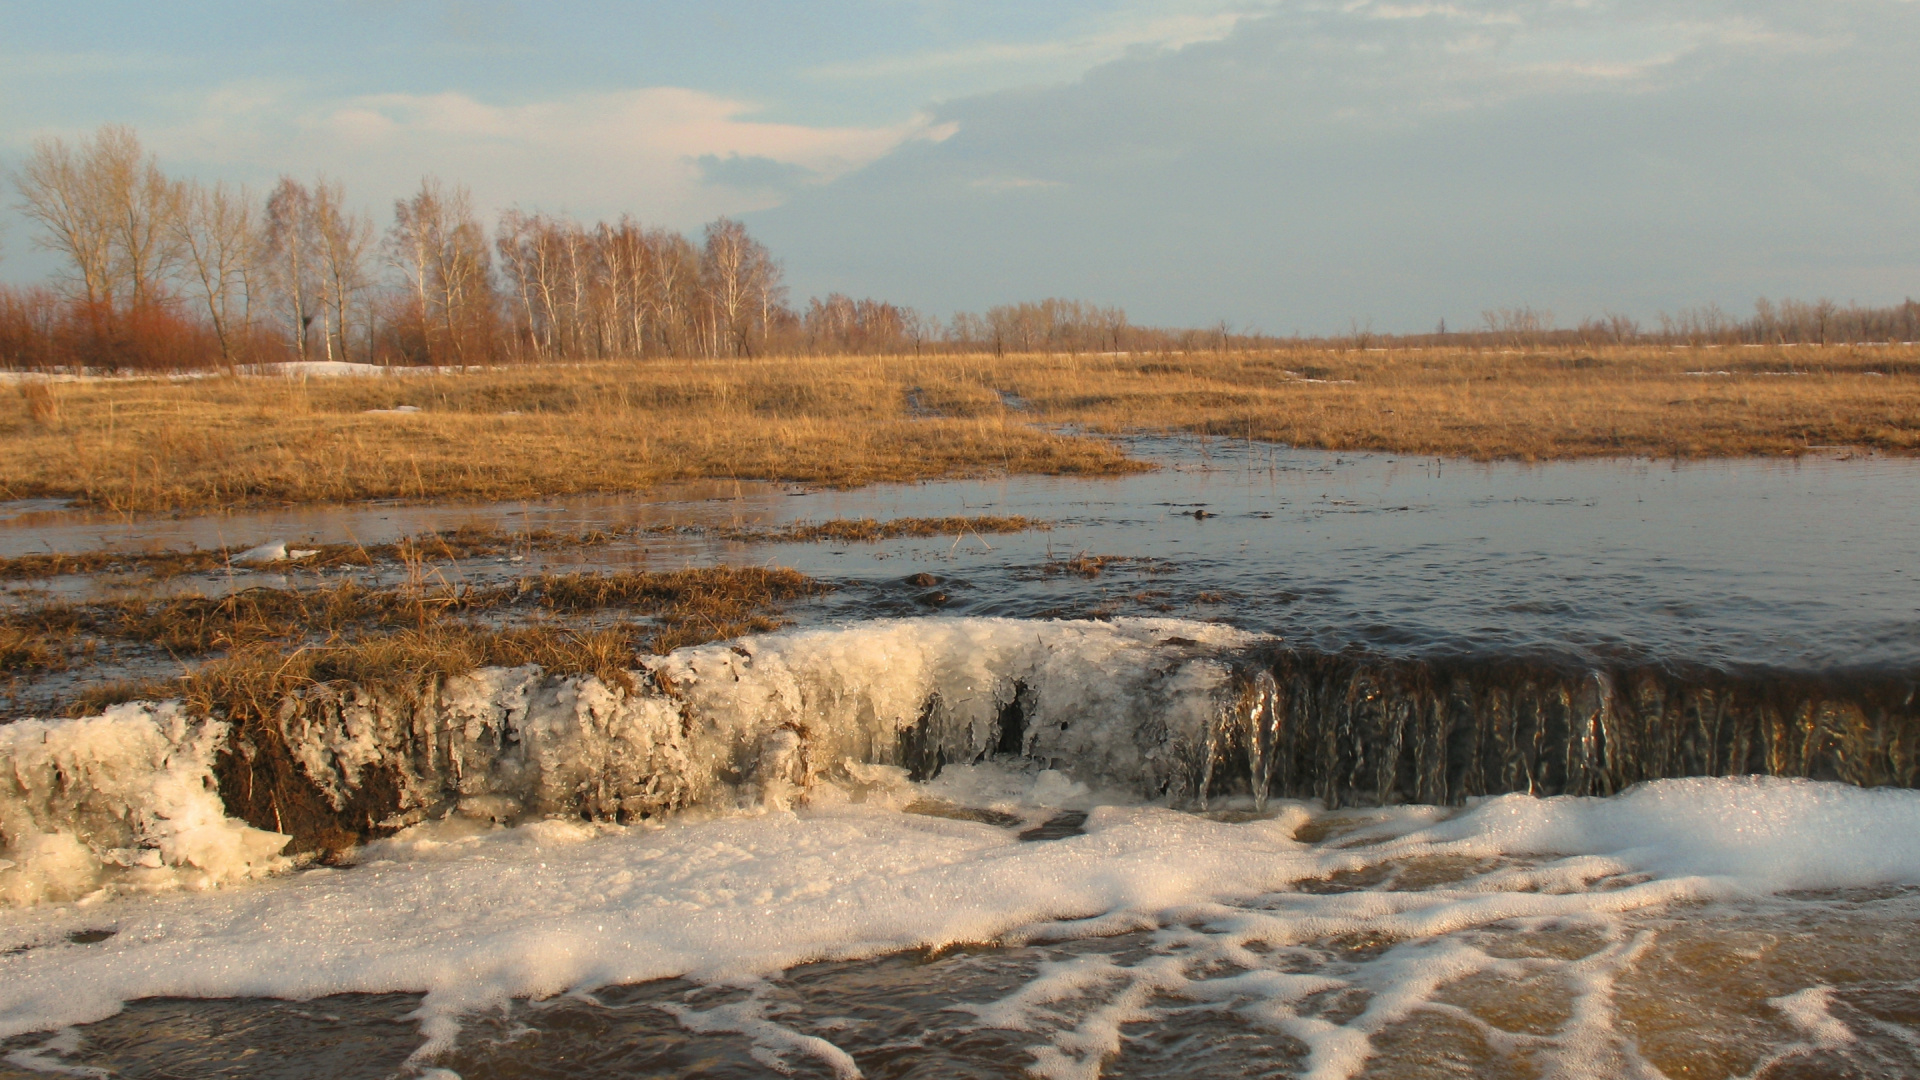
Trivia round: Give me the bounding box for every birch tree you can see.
[263,178,320,360]
[12,124,184,312]
[313,178,374,364]
[387,177,493,364]
[174,180,258,366]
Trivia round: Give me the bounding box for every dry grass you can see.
[12,566,821,657]
[658,514,1045,545]
[11,565,823,715]
[0,518,1044,581]
[989,345,1920,461]
[3,345,1917,513]
[0,359,1139,512]
[1,624,80,673]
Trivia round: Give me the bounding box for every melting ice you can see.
[6,616,1920,1078]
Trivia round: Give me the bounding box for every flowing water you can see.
[4,443,1920,1079]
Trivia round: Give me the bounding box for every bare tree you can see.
[495,208,547,357]
[174,180,258,366]
[97,126,186,310]
[12,124,184,311]
[263,178,321,360]
[14,135,117,308]
[1481,306,1554,348]
[387,177,493,364]
[700,217,779,356]
[312,177,374,364]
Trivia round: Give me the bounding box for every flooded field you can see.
[8,439,1918,669]
[3,441,1919,1079]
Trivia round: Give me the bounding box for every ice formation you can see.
[8,614,1912,902]
[6,616,1920,1076]
[1,617,1252,907]
[0,704,290,906]
[208,616,1257,860]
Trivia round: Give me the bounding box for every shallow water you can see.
[9,795,1920,1080]
[8,441,1920,670]
[7,443,1920,1078]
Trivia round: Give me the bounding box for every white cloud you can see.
[969,175,1067,192]
[142,86,955,227]
[759,0,1920,328]
[804,5,1268,82]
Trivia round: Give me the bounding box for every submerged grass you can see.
[12,565,824,716]
[656,514,1045,545]
[7,345,1916,513]
[0,525,618,581]
[0,517,1048,581]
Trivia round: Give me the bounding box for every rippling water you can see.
[5,444,1920,1079]
[10,796,1920,1080]
[7,441,1919,669]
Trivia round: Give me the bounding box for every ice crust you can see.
[232,615,1254,835]
[6,617,1920,1076]
[2,617,1251,909]
[0,704,291,907]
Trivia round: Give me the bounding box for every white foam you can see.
[1770,985,1855,1047]
[1393,775,1920,891]
[0,773,1916,1075]
[0,790,1316,1054]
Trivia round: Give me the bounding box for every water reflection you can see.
[9,441,1915,670]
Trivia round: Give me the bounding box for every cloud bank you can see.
[756,0,1920,329]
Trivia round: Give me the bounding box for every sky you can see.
[1,0,1916,332]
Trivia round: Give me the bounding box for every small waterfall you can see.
[1192,646,1920,810]
[5,616,1918,905]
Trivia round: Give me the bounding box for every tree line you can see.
[2,125,1914,372]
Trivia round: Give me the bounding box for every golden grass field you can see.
[5,344,1918,512]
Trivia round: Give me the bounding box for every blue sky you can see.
[2,1,1916,331]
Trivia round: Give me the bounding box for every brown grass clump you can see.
[537,566,821,653]
[1044,554,1169,579]
[9,565,826,717]
[2,345,1914,514]
[178,626,655,719]
[18,382,59,426]
[1,624,79,673]
[666,515,1045,544]
[11,566,825,660]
